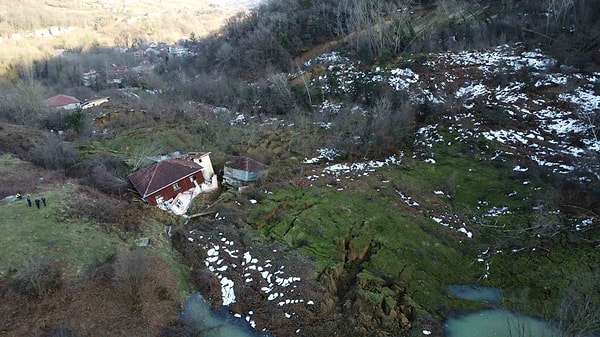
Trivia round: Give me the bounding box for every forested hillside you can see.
[0,0,598,336]
[0,0,245,72]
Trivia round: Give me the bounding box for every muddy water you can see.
[448,285,502,303]
[181,293,271,337]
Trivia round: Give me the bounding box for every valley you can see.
[0,0,598,337]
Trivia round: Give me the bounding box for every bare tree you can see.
[0,79,45,124]
[215,42,235,67]
[267,72,294,108]
[556,273,600,337]
[12,256,62,298]
[127,141,164,171]
[579,109,599,142]
[113,249,154,308]
[30,135,78,170]
[546,0,575,33]
[335,0,415,58]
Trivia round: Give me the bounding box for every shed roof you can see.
[179,151,211,161]
[226,155,266,172]
[128,158,203,198]
[43,94,81,107]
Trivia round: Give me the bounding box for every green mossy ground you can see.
[247,136,599,319]
[248,184,480,315]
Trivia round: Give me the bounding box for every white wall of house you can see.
[193,154,215,181]
[58,102,81,110]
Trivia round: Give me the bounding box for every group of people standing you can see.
[16,193,47,208]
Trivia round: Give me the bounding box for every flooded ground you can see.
[445,285,559,337]
[448,285,502,303]
[180,292,271,337]
[444,309,560,337]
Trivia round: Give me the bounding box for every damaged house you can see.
[128,152,217,215]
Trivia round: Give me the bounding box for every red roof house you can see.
[128,158,205,206]
[128,152,218,214]
[43,95,82,110]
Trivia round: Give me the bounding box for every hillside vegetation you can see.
[0,0,598,336]
[0,0,245,73]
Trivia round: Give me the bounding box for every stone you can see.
[136,237,150,247]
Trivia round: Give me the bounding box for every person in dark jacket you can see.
[41,195,46,207]
[26,195,32,207]
[34,198,40,209]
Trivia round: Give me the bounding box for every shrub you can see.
[113,249,154,308]
[30,135,78,170]
[66,186,143,233]
[75,154,129,195]
[11,257,62,298]
[113,249,177,312]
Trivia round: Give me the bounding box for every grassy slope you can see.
[0,154,190,295]
[0,156,125,278]
[0,183,126,276]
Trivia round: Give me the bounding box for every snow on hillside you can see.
[298,43,599,238]
[301,43,599,178]
[185,227,314,333]
[180,44,597,335]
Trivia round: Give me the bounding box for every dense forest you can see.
[0,0,599,336]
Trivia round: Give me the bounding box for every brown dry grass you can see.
[0,153,64,199]
[0,255,179,337]
[0,122,48,161]
[0,0,247,73]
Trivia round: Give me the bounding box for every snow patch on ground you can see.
[300,42,600,243]
[192,231,313,330]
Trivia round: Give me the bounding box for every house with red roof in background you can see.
[128,152,217,215]
[43,94,82,110]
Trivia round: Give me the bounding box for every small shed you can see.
[224,156,267,187]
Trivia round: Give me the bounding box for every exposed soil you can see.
[171,201,414,337]
[172,218,328,337]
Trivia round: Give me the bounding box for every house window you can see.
[173,182,180,191]
[175,200,183,208]
[190,175,196,182]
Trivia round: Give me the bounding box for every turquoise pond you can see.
[444,309,560,337]
[178,288,598,337]
[445,285,561,337]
